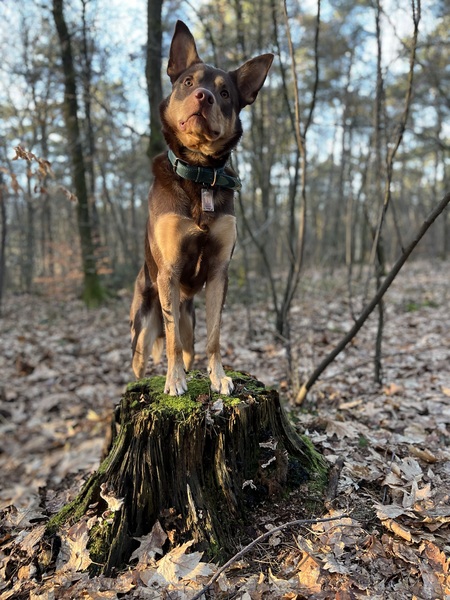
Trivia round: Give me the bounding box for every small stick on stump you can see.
[47,371,328,575]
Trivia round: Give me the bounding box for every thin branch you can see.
[270,0,296,133]
[304,0,321,134]
[368,0,421,267]
[282,0,305,156]
[190,515,347,600]
[296,192,450,404]
[279,0,321,333]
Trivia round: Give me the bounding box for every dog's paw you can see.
[208,359,234,396]
[210,373,234,396]
[164,372,188,396]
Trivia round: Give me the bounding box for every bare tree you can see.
[52,0,105,306]
[370,0,421,384]
[146,0,165,161]
[0,173,7,313]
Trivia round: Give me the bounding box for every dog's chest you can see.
[185,209,230,259]
[182,210,236,286]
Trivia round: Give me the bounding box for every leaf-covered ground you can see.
[1,260,449,599]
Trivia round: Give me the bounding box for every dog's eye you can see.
[220,89,229,99]
[184,77,193,87]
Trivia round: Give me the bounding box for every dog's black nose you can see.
[195,88,215,105]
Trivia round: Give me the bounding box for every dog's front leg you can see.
[205,215,236,395]
[157,270,188,395]
[206,273,234,395]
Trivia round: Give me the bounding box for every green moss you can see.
[204,535,224,562]
[298,434,329,493]
[358,434,369,448]
[126,370,255,416]
[224,370,267,392]
[405,298,439,312]
[88,520,113,569]
[46,472,101,534]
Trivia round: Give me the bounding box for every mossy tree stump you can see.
[48,371,327,575]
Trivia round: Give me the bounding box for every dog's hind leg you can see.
[130,266,164,379]
[180,298,195,371]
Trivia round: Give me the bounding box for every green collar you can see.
[167,150,241,191]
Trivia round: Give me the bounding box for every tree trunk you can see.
[48,371,327,575]
[146,0,165,161]
[52,0,105,306]
[0,173,6,314]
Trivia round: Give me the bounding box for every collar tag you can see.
[201,187,215,212]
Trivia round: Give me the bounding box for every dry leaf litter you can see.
[0,261,449,599]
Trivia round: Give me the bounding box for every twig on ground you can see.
[190,515,347,600]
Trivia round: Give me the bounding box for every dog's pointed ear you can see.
[230,54,274,108]
[167,21,202,83]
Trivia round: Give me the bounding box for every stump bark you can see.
[48,371,327,575]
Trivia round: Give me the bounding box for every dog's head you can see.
[161,21,273,164]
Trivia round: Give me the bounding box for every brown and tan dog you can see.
[130,21,273,395]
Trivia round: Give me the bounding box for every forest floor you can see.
[0,259,449,599]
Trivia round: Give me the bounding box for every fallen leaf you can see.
[325,419,360,439]
[413,481,432,503]
[20,524,46,556]
[268,567,300,592]
[131,520,167,564]
[382,471,404,487]
[381,519,413,542]
[398,457,423,482]
[421,540,449,574]
[390,540,420,565]
[374,503,411,520]
[143,540,215,586]
[297,554,322,593]
[56,521,92,572]
[407,445,437,463]
[322,554,350,574]
[384,383,404,396]
[420,506,450,525]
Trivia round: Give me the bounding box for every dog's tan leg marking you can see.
[157,273,187,395]
[131,310,162,378]
[206,215,236,395]
[154,214,199,266]
[154,214,200,395]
